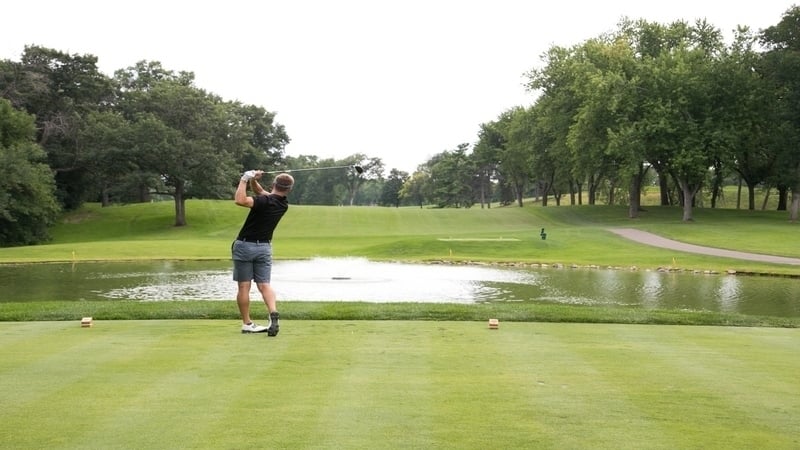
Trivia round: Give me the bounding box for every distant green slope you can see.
[0,200,797,275]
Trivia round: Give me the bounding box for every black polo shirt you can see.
[236,193,289,242]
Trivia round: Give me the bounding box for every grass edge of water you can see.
[1,300,796,328]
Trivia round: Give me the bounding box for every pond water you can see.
[1,257,798,317]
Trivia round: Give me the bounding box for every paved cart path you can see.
[609,228,800,266]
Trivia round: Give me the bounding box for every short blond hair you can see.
[273,173,294,192]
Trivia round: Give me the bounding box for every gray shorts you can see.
[231,240,273,283]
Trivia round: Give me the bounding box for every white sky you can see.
[2,1,794,173]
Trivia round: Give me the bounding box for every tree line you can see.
[412,7,800,222]
[2,7,799,247]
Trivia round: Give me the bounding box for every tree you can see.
[225,102,289,172]
[116,62,250,226]
[715,28,778,211]
[0,99,61,246]
[500,108,538,207]
[380,168,409,207]
[399,169,431,208]
[77,110,136,206]
[342,154,382,206]
[0,46,115,209]
[616,20,727,221]
[428,144,476,208]
[761,6,800,221]
[473,121,505,208]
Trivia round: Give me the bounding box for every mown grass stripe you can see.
[1,321,798,449]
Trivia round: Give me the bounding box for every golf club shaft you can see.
[263,165,361,174]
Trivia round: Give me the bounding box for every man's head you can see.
[272,173,294,194]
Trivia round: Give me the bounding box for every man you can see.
[232,170,294,336]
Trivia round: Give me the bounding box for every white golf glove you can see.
[241,170,256,182]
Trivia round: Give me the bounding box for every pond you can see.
[0,257,798,318]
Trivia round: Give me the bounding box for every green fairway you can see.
[1,201,799,277]
[1,320,797,449]
[1,201,798,448]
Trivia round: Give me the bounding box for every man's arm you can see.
[250,177,269,196]
[234,179,254,208]
[234,170,264,208]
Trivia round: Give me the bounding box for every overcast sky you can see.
[3,1,794,173]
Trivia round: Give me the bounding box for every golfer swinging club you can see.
[232,169,294,336]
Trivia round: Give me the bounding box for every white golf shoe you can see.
[241,322,268,333]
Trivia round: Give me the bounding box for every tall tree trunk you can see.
[479,169,487,209]
[736,177,742,209]
[138,183,151,203]
[709,161,723,209]
[541,183,549,206]
[174,181,186,226]
[607,180,615,205]
[587,174,597,205]
[678,179,700,222]
[658,171,670,205]
[777,185,788,211]
[569,180,576,205]
[628,164,645,219]
[761,187,771,211]
[541,171,555,207]
[101,185,111,207]
[790,163,800,221]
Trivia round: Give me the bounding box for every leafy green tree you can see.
[473,121,505,208]
[598,19,729,220]
[116,62,245,226]
[497,107,534,207]
[284,155,378,205]
[0,99,60,246]
[527,46,594,206]
[380,168,409,207]
[429,144,476,208]
[0,46,115,209]
[399,169,431,208]
[714,28,779,210]
[342,154,382,206]
[225,101,289,172]
[566,32,648,214]
[278,154,320,204]
[77,110,136,206]
[760,5,800,221]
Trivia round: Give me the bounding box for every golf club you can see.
[262,165,363,175]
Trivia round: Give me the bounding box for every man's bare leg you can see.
[237,281,253,324]
[257,282,279,336]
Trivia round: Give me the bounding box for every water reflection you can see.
[717,276,741,313]
[0,258,798,317]
[101,258,537,303]
[640,271,663,309]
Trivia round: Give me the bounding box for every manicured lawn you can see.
[1,320,797,449]
[1,202,798,448]
[1,201,799,276]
